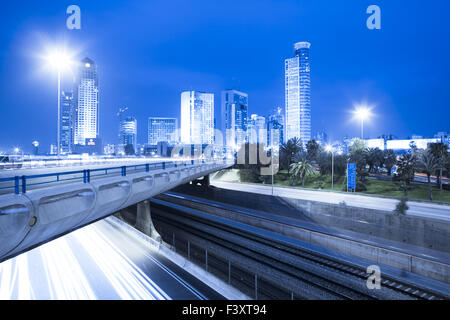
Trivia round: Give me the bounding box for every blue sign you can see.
[391,167,397,175]
[347,163,357,191]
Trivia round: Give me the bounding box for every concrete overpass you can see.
[0,158,233,263]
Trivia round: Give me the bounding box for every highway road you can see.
[211,181,450,221]
[0,216,224,300]
[0,158,181,195]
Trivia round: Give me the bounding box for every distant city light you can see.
[325,144,334,153]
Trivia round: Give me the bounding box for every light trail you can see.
[0,218,173,300]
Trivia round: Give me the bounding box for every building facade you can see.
[221,90,248,150]
[247,114,266,145]
[60,90,73,154]
[119,116,137,152]
[181,91,214,145]
[148,117,178,145]
[267,107,284,148]
[73,58,99,146]
[285,42,311,144]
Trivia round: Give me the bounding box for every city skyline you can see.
[0,1,449,152]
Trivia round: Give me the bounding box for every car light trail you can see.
[0,220,171,300]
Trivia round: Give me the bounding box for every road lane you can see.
[211,181,450,221]
[0,216,224,300]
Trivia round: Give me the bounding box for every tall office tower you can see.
[181,91,214,145]
[148,117,178,145]
[247,114,266,145]
[285,42,311,144]
[119,116,137,152]
[73,58,99,146]
[267,107,285,148]
[60,90,73,154]
[221,90,248,149]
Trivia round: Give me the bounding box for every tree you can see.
[383,149,397,176]
[393,152,416,197]
[306,140,321,162]
[290,159,316,187]
[366,148,383,173]
[429,143,449,190]
[417,150,439,201]
[280,138,303,173]
[349,148,368,182]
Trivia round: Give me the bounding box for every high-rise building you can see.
[285,42,311,144]
[247,114,266,145]
[181,91,214,145]
[60,90,73,154]
[267,107,284,148]
[221,90,248,149]
[119,116,137,152]
[73,58,99,146]
[148,117,178,145]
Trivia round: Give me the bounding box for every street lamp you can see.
[45,48,73,157]
[325,144,335,190]
[353,106,372,139]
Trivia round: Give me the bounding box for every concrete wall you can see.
[173,185,450,253]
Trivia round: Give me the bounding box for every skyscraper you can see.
[60,90,73,154]
[119,116,137,152]
[148,117,178,145]
[181,91,214,145]
[267,107,284,148]
[221,90,248,149]
[285,42,311,144]
[247,114,266,145]
[73,58,99,146]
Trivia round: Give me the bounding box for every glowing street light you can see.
[45,48,74,157]
[353,106,373,139]
[325,144,335,190]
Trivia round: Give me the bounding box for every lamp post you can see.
[325,145,335,190]
[46,49,73,157]
[353,106,372,140]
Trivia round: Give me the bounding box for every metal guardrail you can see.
[0,159,228,195]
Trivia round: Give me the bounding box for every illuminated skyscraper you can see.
[73,58,99,146]
[181,91,214,145]
[285,42,311,144]
[119,116,137,152]
[221,90,248,149]
[267,107,284,148]
[60,90,73,154]
[148,118,178,145]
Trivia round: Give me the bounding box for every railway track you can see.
[150,193,449,300]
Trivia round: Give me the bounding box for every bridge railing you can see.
[0,158,230,195]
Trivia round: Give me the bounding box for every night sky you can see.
[0,0,449,152]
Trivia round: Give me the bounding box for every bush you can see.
[356,181,367,192]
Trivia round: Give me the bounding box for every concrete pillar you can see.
[135,200,161,242]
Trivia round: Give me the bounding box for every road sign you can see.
[347,163,356,191]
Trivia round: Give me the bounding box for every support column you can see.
[135,200,162,243]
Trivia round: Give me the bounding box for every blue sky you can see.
[0,0,449,152]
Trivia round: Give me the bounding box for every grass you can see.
[235,169,450,203]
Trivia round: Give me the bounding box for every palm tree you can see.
[290,159,316,187]
[417,150,439,201]
[429,143,449,190]
[280,138,302,173]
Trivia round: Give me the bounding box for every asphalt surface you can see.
[0,216,224,300]
[211,181,450,221]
